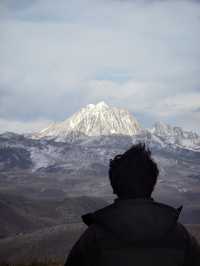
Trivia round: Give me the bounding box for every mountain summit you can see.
[35,102,141,141]
[150,121,200,150]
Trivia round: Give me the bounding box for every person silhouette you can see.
[65,143,200,266]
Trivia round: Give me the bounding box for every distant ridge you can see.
[149,121,200,150]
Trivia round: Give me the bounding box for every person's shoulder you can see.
[175,222,200,251]
[81,223,104,237]
[176,224,200,264]
[176,222,190,235]
[86,223,106,236]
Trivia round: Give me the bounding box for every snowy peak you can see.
[79,102,109,114]
[151,121,200,151]
[35,102,141,141]
[151,122,184,137]
[33,103,200,151]
[152,122,199,138]
[94,101,108,108]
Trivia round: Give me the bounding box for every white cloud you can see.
[86,79,200,117]
[152,93,200,117]
[0,118,52,134]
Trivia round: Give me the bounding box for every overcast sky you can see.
[0,0,200,134]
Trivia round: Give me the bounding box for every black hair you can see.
[109,143,159,198]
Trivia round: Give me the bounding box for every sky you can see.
[0,0,200,134]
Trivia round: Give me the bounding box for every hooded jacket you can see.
[65,198,200,266]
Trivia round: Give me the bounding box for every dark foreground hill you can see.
[0,223,199,265]
[0,223,85,264]
[0,193,108,238]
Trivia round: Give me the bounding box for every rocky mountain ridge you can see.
[33,101,141,141]
[149,121,200,151]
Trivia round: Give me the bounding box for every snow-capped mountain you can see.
[34,101,141,141]
[1,102,200,174]
[150,122,200,151]
[32,101,200,151]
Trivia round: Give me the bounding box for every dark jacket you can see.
[65,198,200,266]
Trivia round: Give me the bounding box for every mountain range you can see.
[31,101,200,151]
[0,101,200,174]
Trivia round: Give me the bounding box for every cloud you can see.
[0,0,200,133]
[0,118,51,134]
[153,93,200,117]
[85,79,200,115]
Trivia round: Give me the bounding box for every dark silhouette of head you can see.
[109,143,159,199]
